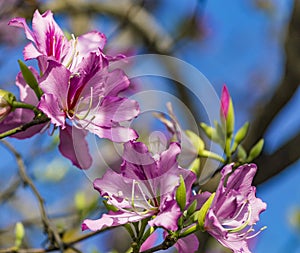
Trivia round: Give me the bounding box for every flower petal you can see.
[82,210,149,231]
[59,125,92,169]
[39,60,70,110]
[149,200,181,231]
[77,31,107,56]
[8,17,35,42]
[89,125,138,142]
[174,234,199,253]
[38,94,66,128]
[92,97,139,126]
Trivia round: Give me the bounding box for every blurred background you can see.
[0,0,300,252]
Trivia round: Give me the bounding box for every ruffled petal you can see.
[174,234,199,253]
[8,17,35,42]
[158,142,181,175]
[82,210,150,231]
[39,60,70,110]
[149,201,181,231]
[58,125,92,169]
[77,31,106,56]
[91,97,139,126]
[38,94,66,127]
[23,43,42,60]
[88,124,138,142]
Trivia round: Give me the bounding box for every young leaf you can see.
[18,60,43,99]
[176,175,187,212]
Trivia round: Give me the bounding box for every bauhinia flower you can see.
[82,141,196,232]
[203,163,267,253]
[9,9,106,73]
[35,50,139,169]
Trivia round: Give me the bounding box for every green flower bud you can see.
[15,222,25,248]
[185,130,205,153]
[197,192,215,231]
[176,175,187,212]
[246,139,264,162]
[0,89,16,121]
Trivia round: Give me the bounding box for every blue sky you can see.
[0,1,299,252]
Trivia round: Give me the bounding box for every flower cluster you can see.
[0,9,267,253]
[1,10,139,169]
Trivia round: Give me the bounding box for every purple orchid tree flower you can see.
[37,52,139,169]
[8,9,106,73]
[0,67,47,139]
[82,141,195,233]
[204,163,267,253]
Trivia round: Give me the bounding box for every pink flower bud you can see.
[220,85,230,119]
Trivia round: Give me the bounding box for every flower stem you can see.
[12,101,40,115]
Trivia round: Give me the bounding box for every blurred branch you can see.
[0,140,63,251]
[0,177,21,203]
[244,1,300,184]
[246,1,300,148]
[43,0,173,53]
[43,0,203,125]
[0,228,112,253]
[254,130,300,185]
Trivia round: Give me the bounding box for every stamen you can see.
[65,35,79,68]
[75,87,94,121]
[223,204,252,233]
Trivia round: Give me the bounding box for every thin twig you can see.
[0,115,49,139]
[0,140,63,251]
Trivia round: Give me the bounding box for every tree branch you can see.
[245,0,300,149]
[43,0,173,54]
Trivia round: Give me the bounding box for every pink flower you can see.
[82,142,195,232]
[37,52,139,143]
[204,164,267,253]
[9,9,106,73]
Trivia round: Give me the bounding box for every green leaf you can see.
[176,175,187,212]
[185,130,205,152]
[18,60,43,99]
[231,122,250,153]
[15,222,25,249]
[246,139,264,162]
[197,192,215,231]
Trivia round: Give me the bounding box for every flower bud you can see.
[220,85,235,135]
[0,89,16,121]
